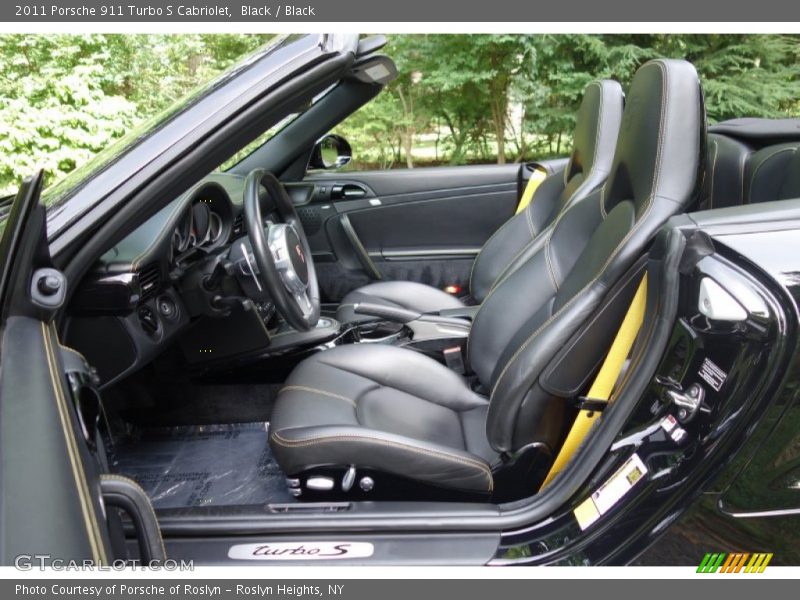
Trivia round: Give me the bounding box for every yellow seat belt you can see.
[541,272,648,488]
[515,167,547,214]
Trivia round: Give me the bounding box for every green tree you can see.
[0,34,270,195]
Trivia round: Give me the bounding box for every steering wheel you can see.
[243,169,320,331]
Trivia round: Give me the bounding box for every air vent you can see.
[233,213,245,237]
[137,263,161,303]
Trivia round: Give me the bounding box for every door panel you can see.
[0,318,111,564]
[0,173,112,564]
[300,164,521,302]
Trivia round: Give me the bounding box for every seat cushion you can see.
[336,280,466,324]
[269,344,497,493]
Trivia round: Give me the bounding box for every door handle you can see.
[332,184,368,200]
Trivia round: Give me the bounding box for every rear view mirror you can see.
[310,134,352,170]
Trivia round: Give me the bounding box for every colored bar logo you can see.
[697,552,773,573]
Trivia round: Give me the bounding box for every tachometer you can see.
[190,201,211,246]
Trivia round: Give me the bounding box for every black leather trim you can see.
[745,142,800,204]
[269,344,497,493]
[100,474,167,562]
[336,280,465,324]
[0,317,111,564]
[482,59,704,452]
[275,60,704,489]
[335,79,624,322]
[469,79,624,302]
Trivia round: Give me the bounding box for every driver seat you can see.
[270,60,705,499]
[336,79,625,323]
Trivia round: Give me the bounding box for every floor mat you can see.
[110,422,295,509]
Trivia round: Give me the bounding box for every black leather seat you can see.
[271,60,705,497]
[745,141,800,203]
[336,80,624,323]
[700,133,752,209]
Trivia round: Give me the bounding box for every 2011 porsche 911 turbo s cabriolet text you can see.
[1,33,799,567]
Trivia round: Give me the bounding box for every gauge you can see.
[190,200,211,246]
[207,212,223,245]
[172,210,192,254]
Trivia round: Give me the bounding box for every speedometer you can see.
[191,201,211,246]
[172,210,192,254]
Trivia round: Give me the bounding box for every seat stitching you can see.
[738,150,749,205]
[485,236,540,294]
[491,60,669,399]
[586,80,605,181]
[100,474,167,559]
[562,81,602,187]
[468,211,518,295]
[747,147,796,204]
[271,431,493,492]
[544,230,560,292]
[474,81,607,300]
[708,139,718,208]
[279,385,357,408]
[510,82,609,296]
[314,358,480,411]
[525,203,537,238]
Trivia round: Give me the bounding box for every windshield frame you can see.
[44,34,356,247]
[41,34,291,212]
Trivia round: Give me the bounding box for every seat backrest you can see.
[468,59,705,454]
[701,133,752,209]
[469,80,624,302]
[745,142,800,204]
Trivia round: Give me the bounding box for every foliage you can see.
[0,34,270,195]
[335,34,800,169]
[0,33,798,194]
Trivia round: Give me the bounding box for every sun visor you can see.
[349,54,398,85]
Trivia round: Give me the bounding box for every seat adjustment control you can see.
[342,466,356,492]
[306,476,335,491]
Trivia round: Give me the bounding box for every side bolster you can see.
[482,196,616,453]
[470,172,565,303]
[270,425,494,493]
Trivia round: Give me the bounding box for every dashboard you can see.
[169,189,233,263]
[63,172,282,387]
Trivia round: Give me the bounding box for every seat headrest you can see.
[563,79,625,185]
[746,142,800,204]
[602,59,706,217]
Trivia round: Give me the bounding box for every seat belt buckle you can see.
[443,346,466,375]
[574,396,608,415]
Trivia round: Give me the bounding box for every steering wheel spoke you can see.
[293,290,314,318]
[242,169,320,331]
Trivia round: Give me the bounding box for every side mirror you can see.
[309,134,352,170]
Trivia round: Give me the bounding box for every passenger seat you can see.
[336,79,625,323]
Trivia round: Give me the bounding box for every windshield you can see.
[38,34,299,211]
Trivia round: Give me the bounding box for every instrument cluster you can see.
[170,183,235,264]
